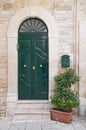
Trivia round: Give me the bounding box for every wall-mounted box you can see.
[61,55,70,68]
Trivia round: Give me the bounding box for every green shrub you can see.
[51,68,79,112]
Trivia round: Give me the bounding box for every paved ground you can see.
[0,117,86,130]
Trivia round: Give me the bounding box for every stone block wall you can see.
[53,0,75,72]
[0,0,86,117]
[0,3,15,117]
[0,14,9,117]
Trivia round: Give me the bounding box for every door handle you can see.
[40,64,43,68]
[32,66,35,70]
[24,64,27,68]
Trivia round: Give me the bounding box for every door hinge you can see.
[16,44,19,50]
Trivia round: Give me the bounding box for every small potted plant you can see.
[50,68,79,123]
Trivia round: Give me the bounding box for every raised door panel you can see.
[18,39,32,99]
[33,37,48,99]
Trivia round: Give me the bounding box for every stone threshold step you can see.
[14,112,50,120]
[17,100,50,104]
[15,108,50,113]
[15,111,50,115]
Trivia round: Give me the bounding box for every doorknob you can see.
[32,66,35,70]
[24,64,27,67]
[40,64,43,68]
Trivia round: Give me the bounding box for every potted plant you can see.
[50,68,79,123]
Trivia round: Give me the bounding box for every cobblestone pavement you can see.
[0,117,86,130]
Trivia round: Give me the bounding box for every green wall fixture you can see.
[61,55,70,67]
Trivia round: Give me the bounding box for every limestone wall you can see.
[0,0,86,117]
[0,11,15,117]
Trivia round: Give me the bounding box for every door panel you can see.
[18,33,48,100]
[18,39,32,99]
[33,38,48,99]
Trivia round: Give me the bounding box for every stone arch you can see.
[7,6,58,116]
[7,6,58,37]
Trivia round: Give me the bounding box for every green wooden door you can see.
[18,32,48,100]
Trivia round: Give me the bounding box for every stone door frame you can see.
[7,6,58,116]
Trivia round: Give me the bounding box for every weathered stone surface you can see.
[54,3,72,11]
[0,119,86,130]
[0,0,86,118]
[10,122,26,130]
[0,0,72,11]
[3,3,13,10]
[0,13,9,117]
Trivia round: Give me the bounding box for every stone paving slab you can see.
[0,118,12,130]
[9,122,26,130]
[71,118,86,130]
[0,118,86,130]
[79,118,86,127]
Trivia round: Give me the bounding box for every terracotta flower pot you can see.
[50,109,73,123]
